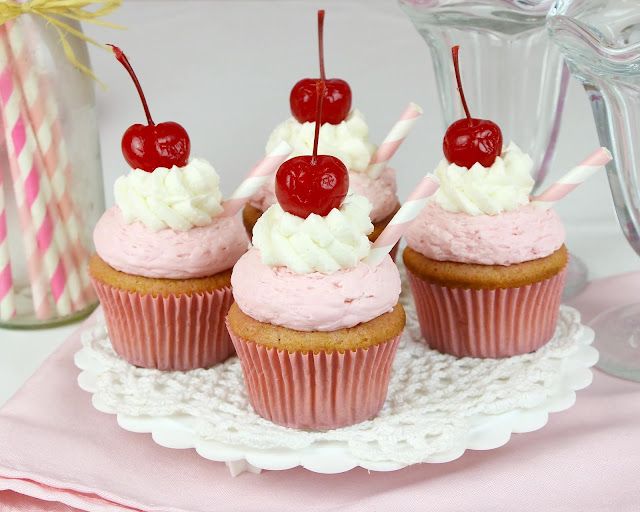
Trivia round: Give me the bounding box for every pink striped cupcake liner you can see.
[92,278,235,371]
[407,268,567,358]
[228,326,402,430]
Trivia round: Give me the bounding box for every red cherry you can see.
[289,10,352,125]
[275,155,349,218]
[109,45,191,172]
[442,46,503,169]
[277,81,349,218]
[290,78,352,125]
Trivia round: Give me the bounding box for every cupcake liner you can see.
[228,326,402,430]
[407,268,567,358]
[92,278,235,370]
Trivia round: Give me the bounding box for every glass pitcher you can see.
[398,0,590,297]
[547,0,640,381]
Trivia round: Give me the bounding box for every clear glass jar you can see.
[0,15,103,329]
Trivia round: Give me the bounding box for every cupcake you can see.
[403,46,567,358]
[89,46,249,370]
[228,97,405,429]
[243,11,402,254]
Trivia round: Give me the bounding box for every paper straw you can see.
[531,147,612,209]
[6,20,89,310]
[365,174,439,266]
[221,140,291,217]
[0,29,72,317]
[0,167,16,321]
[367,102,423,179]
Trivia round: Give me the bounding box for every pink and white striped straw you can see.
[531,147,612,209]
[0,168,16,321]
[365,174,439,266]
[5,20,89,310]
[367,102,423,179]
[221,140,291,217]
[0,31,71,318]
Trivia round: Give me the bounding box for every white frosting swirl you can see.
[114,158,223,231]
[265,109,376,173]
[433,142,535,216]
[252,194,374,274]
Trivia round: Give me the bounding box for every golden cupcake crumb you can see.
[227,302,405,353]
[403,245,568,290]
[89,254,231,296]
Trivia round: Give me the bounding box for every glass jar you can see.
[0,15,103,328]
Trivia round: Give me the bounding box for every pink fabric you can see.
[407,268,567,358]
[405,202,565,266]
[229,326,401,429]
[92,278,235,370]
[1,273,640,511]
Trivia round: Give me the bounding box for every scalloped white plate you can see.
[74,305,597,476]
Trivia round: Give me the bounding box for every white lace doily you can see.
[75,278,597,474]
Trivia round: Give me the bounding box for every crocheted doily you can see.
[75,278,597,473]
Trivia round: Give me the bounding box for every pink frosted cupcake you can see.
[403,142,567,358]
[403,46,568,359]
[228,98,404,429]
[89,46,249,370]
[228,194,404,430]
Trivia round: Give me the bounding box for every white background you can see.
[1,0,639,406]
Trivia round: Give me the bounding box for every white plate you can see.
[75,301,597,476]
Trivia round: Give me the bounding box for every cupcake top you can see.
[406,143,565,266]
[94,159,248,279]
[232,194,400,331]
[96,45,248,280]
[250,110,399,223]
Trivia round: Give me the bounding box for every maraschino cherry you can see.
[276,81,349,218]
[109,45,190,172]
[443,46,503,169]
[289,10,352,125]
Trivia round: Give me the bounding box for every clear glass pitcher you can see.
[547,0,640,381]
[398,0,569,188]
[0,16,103,329]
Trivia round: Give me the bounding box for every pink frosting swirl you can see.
[231,249,401,331]
[249,167,398,223]
[405,202,565,266]
[94,207,249,279]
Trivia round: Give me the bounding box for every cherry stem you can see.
[108,44,155,126]
[318,10,326,81]
[451,46,472,123]
[312,80,325,163]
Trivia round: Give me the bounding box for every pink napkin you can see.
[1,273,640,511]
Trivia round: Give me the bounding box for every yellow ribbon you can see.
[0,0,123,81]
